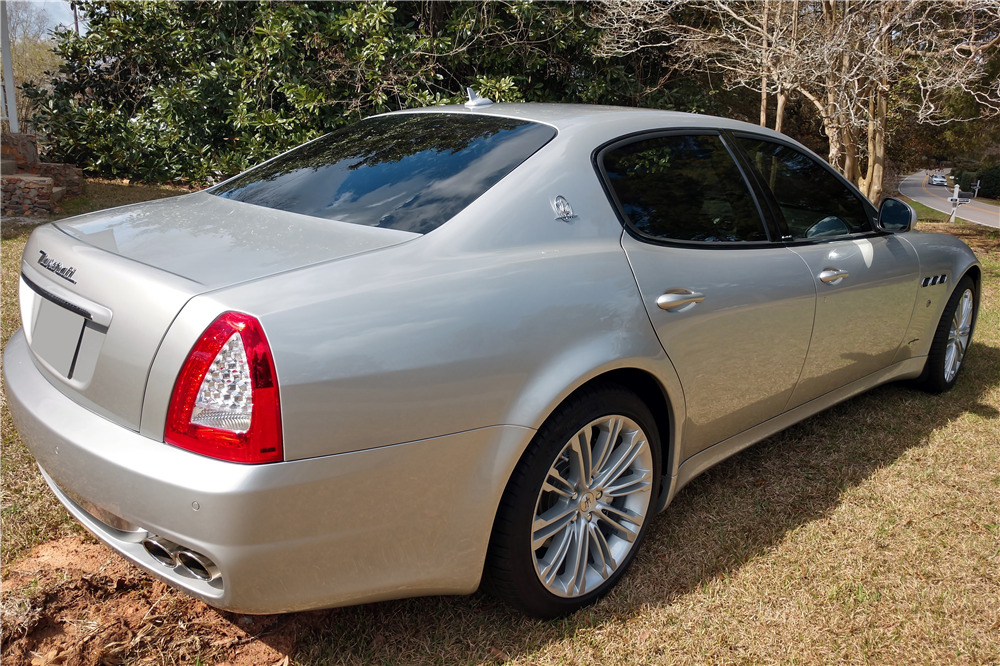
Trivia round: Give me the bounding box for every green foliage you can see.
[951,160,1000,199]
[958,171,975,191]
[24,0,657,184]
[977,164,1000,199]
[952,163,1000,199]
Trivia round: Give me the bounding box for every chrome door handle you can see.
[818,268,849,284]
[656,289,705,311]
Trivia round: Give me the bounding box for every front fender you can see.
[894,231,982,363]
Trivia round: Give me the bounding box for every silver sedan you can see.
[3,102,980,618]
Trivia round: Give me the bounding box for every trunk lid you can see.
[21,194,417,431]
[54,192,418,287]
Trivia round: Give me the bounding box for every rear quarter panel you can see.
[141,141,680,463]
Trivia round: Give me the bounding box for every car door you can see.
[732,134,920,407]
[599,132,816,461]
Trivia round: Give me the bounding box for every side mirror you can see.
[876,197,915,233]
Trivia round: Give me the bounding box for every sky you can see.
[28,0,76,33]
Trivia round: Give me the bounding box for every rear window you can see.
[211,114,556,234]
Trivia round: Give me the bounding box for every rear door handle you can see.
[656,289,705,311]
[818,268,849,284]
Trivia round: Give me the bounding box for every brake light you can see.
[165,312,282,464]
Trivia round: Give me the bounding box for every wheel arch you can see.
[499,362,684,533]
[963,264,982,293]
[482,369,679,615]
[569,368,678,512]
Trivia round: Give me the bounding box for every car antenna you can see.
[465,88,494,108]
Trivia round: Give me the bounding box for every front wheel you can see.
[915,275,978,393]
[486,386,660,618]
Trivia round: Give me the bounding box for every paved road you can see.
[899,170,999,229]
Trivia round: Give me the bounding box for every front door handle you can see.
[818,268,849,284]
[656,289,705,311]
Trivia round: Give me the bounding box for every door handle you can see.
[818,268,849,284]
[656,289,705,311]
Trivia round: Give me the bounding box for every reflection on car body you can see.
[3,102,981,618]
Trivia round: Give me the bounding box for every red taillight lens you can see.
[165,312,282,464]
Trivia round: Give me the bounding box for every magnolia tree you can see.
[25,0,646,183]
[593,0,1000,203]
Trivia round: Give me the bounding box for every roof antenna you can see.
[465,88,494,108]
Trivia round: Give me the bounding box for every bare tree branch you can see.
[590,0,1000,200]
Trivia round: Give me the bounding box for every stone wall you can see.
[38,162,83,197]
[2,174,55,215]
[1,132,41,171]
[1,133,83,216]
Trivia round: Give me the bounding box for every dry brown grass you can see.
[1,190,998,664]
[1,231,85,566]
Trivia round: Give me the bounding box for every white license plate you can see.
[30,296,86,377]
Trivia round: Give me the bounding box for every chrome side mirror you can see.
[876,197,915,233]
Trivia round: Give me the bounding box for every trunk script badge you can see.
[37,250,78,284]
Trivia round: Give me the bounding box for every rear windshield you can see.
[211,114,556,234]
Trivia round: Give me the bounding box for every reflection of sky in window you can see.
[213,117,555,234]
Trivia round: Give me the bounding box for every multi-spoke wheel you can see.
[916,275,979,394]
[487,386,660,618]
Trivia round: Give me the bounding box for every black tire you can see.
[915,275,978,394]
[486,385,661,618]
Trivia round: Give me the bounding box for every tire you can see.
[486,385,661,618]
[915,275,978,394]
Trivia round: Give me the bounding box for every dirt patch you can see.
[0,537,315,665]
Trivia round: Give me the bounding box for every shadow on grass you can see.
[203,343,1000,664]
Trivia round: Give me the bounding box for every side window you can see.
[602,134,767,243]
[735,137,871,239]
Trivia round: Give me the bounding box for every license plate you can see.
[30,296,86,377]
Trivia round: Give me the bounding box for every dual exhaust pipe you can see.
[141,535,220,582]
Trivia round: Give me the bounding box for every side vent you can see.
[920,274,948,288]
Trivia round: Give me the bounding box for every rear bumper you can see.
[3,329,533,613]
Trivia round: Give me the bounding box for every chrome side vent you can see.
[921,274,948,287]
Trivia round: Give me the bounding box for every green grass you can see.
[898,195,972,224]
[1,186,998,665]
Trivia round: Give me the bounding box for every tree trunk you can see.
[824,121,843,173]
[760,0,769,127]
[867,86,887,203]
[858,89,876,197]
[842,125,859,185]
[774,89,788,133]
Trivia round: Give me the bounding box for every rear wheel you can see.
[916,276,978,393]
[487,386,660,618]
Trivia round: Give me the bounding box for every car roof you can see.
[391,102,790,144]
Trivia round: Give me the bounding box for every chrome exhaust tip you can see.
[141,536,180,568]
[175,549,221,582]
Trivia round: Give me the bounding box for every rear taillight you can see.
[165,312,282,464]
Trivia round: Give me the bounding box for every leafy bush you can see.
[977,164,1000,199]
[24,1,670,184]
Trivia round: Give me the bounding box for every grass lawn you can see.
[1,182,998,664]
